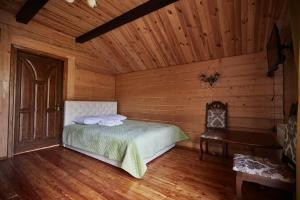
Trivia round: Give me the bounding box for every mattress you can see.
[62,119,188,178]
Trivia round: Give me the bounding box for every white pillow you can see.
[73,114,127,125]
[100,114,127,121]
[98,120,123,127]
[73,116,102,125]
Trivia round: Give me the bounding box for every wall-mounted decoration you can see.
[199,72,220,87]
[65,0,97,8]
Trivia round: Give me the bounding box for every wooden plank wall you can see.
[74,69,115,100]
[116,52,284,149]
[0,10,115,158]
[0,25,10,159]
[283,50,298,120]
[276,14,298,121]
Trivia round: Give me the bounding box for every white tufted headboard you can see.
[64,101,117,126]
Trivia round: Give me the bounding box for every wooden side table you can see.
[200,130,281,160]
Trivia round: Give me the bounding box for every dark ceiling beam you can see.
[76,0,178,43]
[16,0,49,24]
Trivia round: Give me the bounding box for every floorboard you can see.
[0,147,292,200]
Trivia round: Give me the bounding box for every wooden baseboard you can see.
[175,145,197,152]
[0,156,8,160]
[14,144,60,156]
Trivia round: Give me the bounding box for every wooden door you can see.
[14,50,64,154]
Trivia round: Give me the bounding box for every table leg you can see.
[200,139,203,160]
[236,173,243,200]
[225,143,228,157]
[222,143,226,158]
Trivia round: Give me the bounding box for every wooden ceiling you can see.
[0,0,288,74]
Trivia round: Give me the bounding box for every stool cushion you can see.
[233,154,295,183]
[201,130,226,140]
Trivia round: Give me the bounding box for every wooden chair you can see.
[199,101,228,160]
[233,115,297,199]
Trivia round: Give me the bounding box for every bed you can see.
[62,101,188,178]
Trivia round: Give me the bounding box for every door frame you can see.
[8,45,67,157]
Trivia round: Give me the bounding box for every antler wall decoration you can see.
[65,0,97,8]
[199,72,220,87]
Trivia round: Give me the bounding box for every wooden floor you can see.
[0,147,292,200]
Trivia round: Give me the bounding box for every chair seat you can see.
[233,154,295,183]
[201,130,226,140]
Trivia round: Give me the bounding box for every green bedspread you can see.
[62,120,188,178]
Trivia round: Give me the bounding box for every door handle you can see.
[55,105,60,111]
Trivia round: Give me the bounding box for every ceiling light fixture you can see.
[65,0,97,8]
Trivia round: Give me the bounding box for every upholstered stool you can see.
[233,154,295,199]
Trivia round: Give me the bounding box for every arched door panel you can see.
[14,51,64,154]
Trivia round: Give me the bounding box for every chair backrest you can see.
[205,101,228,130]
